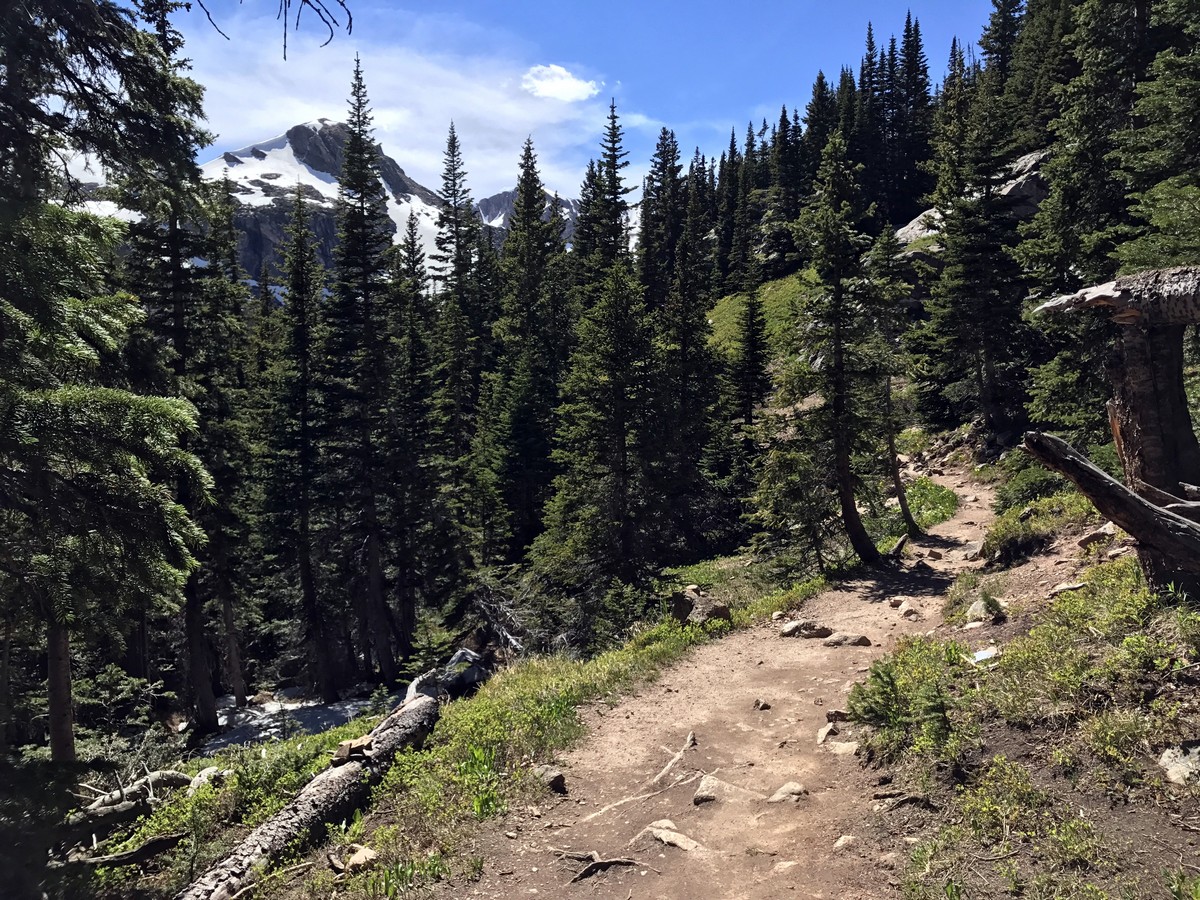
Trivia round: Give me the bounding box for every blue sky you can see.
[177,0,995,198]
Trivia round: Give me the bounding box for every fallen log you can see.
[63,798,153,843]
[64,832,187,868]
[85,770,192,811]
[1023,432,1200,575]
[174,695,439,900]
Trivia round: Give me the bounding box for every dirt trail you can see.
[443,473,997,899]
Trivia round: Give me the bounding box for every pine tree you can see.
[979,0,1025,88]
[384,223,439,655]
[1116,0,1200,269]
[112,4,220,732]
[914,66,1031,437]
[0,202,206,762]
[655,161,724,557]
[263,191,339,701]
[1017,0,1158,441]
[853,24,886,215]
[797,131,879,564]
[638,128,685,312]
[731,289,770,427]
[864,229,920,535]
[727,124,762,291]
[713,132,742,288]
[191,179,254,707]
[531,262,660,646]
[480,140,570,558]
[318,58,398,682]
[895,14,935,222]
[1004,0,1082,152]
[801,72,839,194]
[574,101,633,294]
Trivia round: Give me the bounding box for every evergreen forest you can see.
[4,1,1200,897]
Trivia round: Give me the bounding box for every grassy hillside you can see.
[707,267,822,355]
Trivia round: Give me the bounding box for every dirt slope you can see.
[435,473,998,900]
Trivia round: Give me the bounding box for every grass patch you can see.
[982,489,1100,564]
[896,426,934,458]
[875,555,1200,900]
[903,757,1113,899]
[907,477,960,530]
[659,554,778,608]
[707,268,822,354]
[942,571,1007,625]
[848,636,977,764]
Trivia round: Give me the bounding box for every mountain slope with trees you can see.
[4,0,1200,896]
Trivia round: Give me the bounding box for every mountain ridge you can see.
[199,119,580,277]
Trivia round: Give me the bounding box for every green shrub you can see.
[848,636,974,761]
[1080,709,1151,773]
[982,490,1099,564]
[959,756,1048,845]
[907,477,960,530]
[1167,870,1200,900]
[994,464,1068,513]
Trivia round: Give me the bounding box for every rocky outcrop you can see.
[896,148,1050,248]
[477,188,581,243]
[285,120,442,208]
[233,199,340,276]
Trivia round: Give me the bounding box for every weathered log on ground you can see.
[63,798,154,842]
[174,695,439,900]
[1023,432,1200,578]
[85,770,192,811]
[64,832,187,868]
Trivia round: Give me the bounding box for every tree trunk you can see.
[46,620,75,764]
[174,695,439,900]
[209,534,247,707]
[884,376,920,536]
[364,495,397,685]
[0,612,11,755]
[1110,325,1200,589]
[299,509,338,703]
[220,594,246,708]
[185,582,219,734]
[395,530,417,661]
[832,308,880,564]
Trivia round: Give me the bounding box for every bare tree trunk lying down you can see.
[1023,432,1200,591]
[174,695,439,900]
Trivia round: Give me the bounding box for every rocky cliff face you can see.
[476,189,581,243]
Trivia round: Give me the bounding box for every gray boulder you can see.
[1158,744,1200,786]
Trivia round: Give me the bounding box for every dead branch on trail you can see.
[651,731,696,784]
[569,854,639,883]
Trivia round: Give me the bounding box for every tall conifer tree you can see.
[319,58,398,682]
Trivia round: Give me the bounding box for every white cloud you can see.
[172,9,633,199]
[521,64,600,103]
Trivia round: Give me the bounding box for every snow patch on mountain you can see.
[198,119,445,276]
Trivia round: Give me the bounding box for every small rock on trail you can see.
[692,774,767,804]
[780,620,833,639]
[823,632,871,647]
